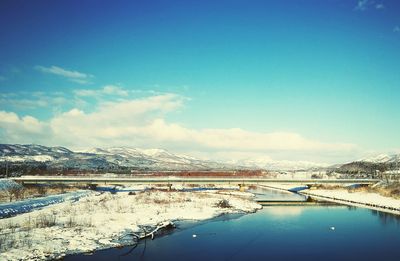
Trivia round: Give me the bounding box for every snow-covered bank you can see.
[0,189,261,260]
[300,189,400,215]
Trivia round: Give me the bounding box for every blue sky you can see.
[0,0,399,164]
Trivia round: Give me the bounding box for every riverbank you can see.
[0,188,261,261]
[260,183,400,215]
[299,188,400,215]
[0,179,82,204]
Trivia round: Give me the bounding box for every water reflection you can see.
[265,206,304,217]
[248,186,307,201]
[370,209,400,226]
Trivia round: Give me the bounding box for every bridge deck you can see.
[11,176,379,185]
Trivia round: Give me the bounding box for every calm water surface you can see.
[66,188,400,261]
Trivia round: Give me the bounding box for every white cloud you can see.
[35,65,94,84]
[0,93,357,163]
[0,111,48,144]
[74,85,128,97]
[0,91,68,109]
[355,0,370,11]
[355,1,385,11]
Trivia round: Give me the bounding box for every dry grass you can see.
[0,211,95,252]
[153,198,171,204]
[0,184,79,203]
[371,183,400,199]
[314,184,343,190]
[343,183,400,199]
[34,213,57,228]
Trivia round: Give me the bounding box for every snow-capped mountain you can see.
[232,157,328,171]
[10,144,398,174]
[0,144,335,173]
[77,147,231,170]
[335,153,400,175]
[358,154,400,164]
[0,144,232,172]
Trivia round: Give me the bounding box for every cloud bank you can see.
[0,89,357,163]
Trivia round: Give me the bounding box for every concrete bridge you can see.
[12,176,380,187]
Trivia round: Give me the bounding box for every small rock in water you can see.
[192,234,197,238]
[330,226,335,230]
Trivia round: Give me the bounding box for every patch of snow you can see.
[359,154,392,163]
[0,189,261,260]
[301,188,400,214]
[0,155,53,162]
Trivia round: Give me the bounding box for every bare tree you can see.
[5,184,24,202]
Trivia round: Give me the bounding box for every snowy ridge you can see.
[0,144,336,171]
[9,144,389,172]
[358,154,400,164]
[0,144,233,171]
[232,157,328,171]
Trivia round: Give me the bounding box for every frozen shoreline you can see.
[299,188,400,215]
[0,188,261,261]
[264,183,400,215]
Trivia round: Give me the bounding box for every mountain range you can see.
[0,144,399,175]
[0,144,232,173]
[335,154,400,174]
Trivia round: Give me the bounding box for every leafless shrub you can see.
[36,185,48,196]
[82,200,96,213]
[215,199,231,208]
[35,214,57,228]
[390,188,400,197]
[98,199,109,211]
[153,198,169,204]
[1,220,18,232]
[115,201,125,213]
[6,185,24,202]
[318,184,342,190]
[65,215,77,228]
[22,215,33,231]
[0,234,6,251]
[78,217,93,227]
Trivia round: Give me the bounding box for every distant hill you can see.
[230,158,328,171]
[334,154,400,175]
[0,144,235,175]
[2,144,398,176]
